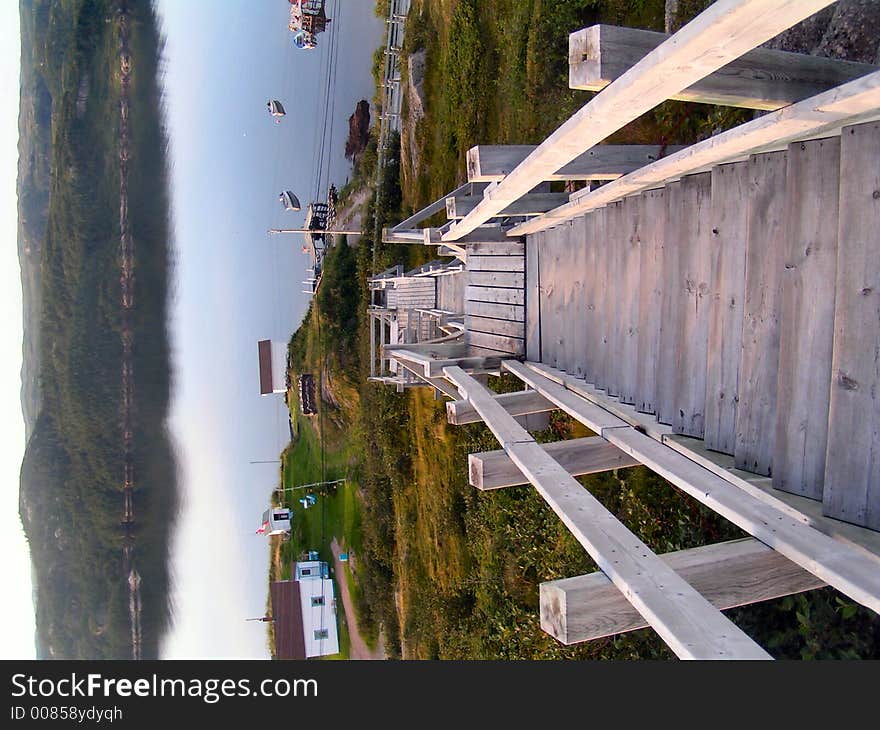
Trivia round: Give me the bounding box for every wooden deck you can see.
[527,121,880,531]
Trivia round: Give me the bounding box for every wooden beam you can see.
[570,24,876,110]
[396,359,462,400]
[466,144,686,182]
[443,365,771,660]
[511,68,880,236]
[447,193,571,220]
[391,182,478,231]
[444,0,836,241]
[541,538,826,644]
[506,360,880,614]
[447,389,555,425]
[469,436,640,489]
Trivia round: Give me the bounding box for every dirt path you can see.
[331,538,385,660]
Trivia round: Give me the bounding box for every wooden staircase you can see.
[530,120,880,531]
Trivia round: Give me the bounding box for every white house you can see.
[258,507,292,536]
[257,339,289,395]
[270,560,339,659]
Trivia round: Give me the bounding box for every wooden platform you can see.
[528,121,880,531]
[464,241,525,357]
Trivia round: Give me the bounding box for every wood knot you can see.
[837,371,859,391]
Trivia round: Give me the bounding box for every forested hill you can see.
[17,0,177,659]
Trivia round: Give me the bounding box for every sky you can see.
[156,0,383,658]
[0,2,35,661]
[0,0,383,660]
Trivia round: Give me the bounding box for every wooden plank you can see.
[468,271,525,289]
[446,0,836,240]
[824,121,880,529]
[704,161,749,454]
[569,214,588,378]
[735,151,787,476]
[464,300,525,322]
[538,230,562,368]
[467,144,687,182]
[774,138,840,499]
[656,181,682,425]
[618,195,641,405]
[465,241,525,256]
[587,208,608,388]
[465,315,525,339]
[507,360,880,614]
[550,221,581,375]
[448,193,570,219]
[467,331,524,356]
[512,68,880,236]
[636,188,664,414]
[526,235,541,362]
[671,173,712,438]
[467,255,525,273]
[465,286,524,306]
[569,24,876,110]
[541,538,826,644]
[444,365,771,660]
[447,389,555,426]
[469,436,640,490]
[603,201,624,397]
[581,212,600,384]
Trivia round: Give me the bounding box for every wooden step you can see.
[618,195,642,406]
[589,209,608,389]
[636,188,664,415]
[656,181,682,425]
[774,137,840,499]
[602,200,624,397]
[704,161,749,455]
[670,172,712,438]
[735,150,787,477]
[824,121,880,530]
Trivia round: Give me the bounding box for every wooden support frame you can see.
[443,365,771,659]
[443,0,836,241]
[504,360,880,614]
[446,192,571,220]
[541,538,826,644]
[511,68,880,235]
[466,144,686,182]
[469,436,639,490]
[570,24,876,110]
[447,389,554,425]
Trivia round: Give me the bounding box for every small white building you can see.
[258,507,292,536]
[270,560,339,659]
[257,340,289,395]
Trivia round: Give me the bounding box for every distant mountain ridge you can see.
[17,0,177,660]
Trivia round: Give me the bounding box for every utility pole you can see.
[268,228,362,236]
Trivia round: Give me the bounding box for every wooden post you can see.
[443,365,771,659]
[469,436,640,490]
[541,538,826,644]
[467,144,686,182]
[570,24,876,110]
[444,0,836,241]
